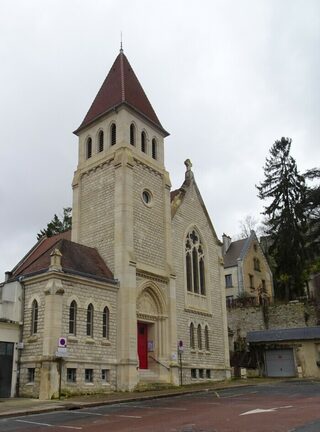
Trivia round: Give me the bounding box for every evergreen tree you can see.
[37,207,72,240]
[304,168,320,260]
[256,137,307,300]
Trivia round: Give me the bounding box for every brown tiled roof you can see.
[12,231,71,277]
[75,50,168,136]
[12,233,114,282]
[224,238,247,268]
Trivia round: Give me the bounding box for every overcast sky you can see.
[1,0,319,280]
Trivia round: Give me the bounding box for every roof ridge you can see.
[120,50,125,102]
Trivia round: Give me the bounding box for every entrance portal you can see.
[0,342,14,397]
[137,322,148,369]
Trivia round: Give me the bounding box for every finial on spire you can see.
[120,31,123,52]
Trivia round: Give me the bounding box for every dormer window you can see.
[110,123,116,146]
[98,130,104,152]
[86,137,92,159]
[141,131,146,153]
[130,124,135,146]
[152,138,157,159]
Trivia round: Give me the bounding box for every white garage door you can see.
[265,349,295,377]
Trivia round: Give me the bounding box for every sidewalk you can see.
[0,378,280,419]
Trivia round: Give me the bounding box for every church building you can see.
[2,48,230,399]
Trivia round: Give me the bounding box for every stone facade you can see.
[7,49,230,399]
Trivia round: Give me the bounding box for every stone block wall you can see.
[172,180,229,383]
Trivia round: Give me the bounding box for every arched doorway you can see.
[136,283,167,373]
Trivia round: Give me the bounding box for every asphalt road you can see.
[1,381,320,431]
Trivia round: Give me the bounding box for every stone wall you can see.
[172,179,230,383]
[228,301,318,342]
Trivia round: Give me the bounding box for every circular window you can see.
[141,189,153,206]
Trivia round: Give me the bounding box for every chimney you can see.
[222,233,231,255]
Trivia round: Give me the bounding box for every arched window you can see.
[86,303,94,337]
[152,138,157,159]
[69,300,77,335]
[130,123,135,146]
[204,325,209,351]
[98,130,104,152]
[102,306,109,339]
[141,131,146,153]
[190,322,195,349]
[185,229,206,295]
[31,299,38,334]
[86,137,92,159]
[110,123,116,146]
[197,324,202,350]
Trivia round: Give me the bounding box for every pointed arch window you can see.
[31,299,38,334]
[197,324,202,350]
[86,137,92,159]
[69,300,77,335]
[141,131,146,153]
[86,303,94,337]
[130,123,135,146]
[110,123,116,146]
[102,306,109,339]
[204,325,209,351]
[185,229,206,295]
[98,130,104,152]
[190,322,195,349]
[152,138,157,159]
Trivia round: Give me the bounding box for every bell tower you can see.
[71,48,178,389]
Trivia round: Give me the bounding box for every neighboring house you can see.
[3,48,230,399]
[247,327,320,378]
[0,277,22,397]
[222,231,273,305]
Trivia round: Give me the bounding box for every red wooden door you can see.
[137,322,148,369]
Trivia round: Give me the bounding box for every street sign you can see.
[58,337,67,348]
[56,350,68,358]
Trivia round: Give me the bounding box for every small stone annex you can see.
[1,48,230,399]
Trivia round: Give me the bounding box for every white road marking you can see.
[117,415,142,418]
[15,419,83,429]
[70,410,142,419]
[16,420,52,427]
[240,405,293,416]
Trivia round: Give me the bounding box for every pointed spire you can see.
[120,31,123,53]
[74,50,169,136]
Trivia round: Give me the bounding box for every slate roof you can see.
[74,50,168,136]
[11,232,115,283]
[223,238,247,268]
[247,327,320,343]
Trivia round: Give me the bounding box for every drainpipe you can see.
[15,276,25,397]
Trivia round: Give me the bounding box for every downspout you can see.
[15,276,25,397]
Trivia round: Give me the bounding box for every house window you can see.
[152,138,157,159]
[87,303,94,337]
[191,368,197,379]
[206,369,211,379]
[85,368,93,383]
[67,368,76,383]
[110,123,116,146]
[86,137,92,159]
[249,274,254,289]
[130,123,135,145]
[141,131,146,153]
[31,299,38,334]
[28,368,35,383]
[199,369,204,379]
[102,306,109,339]
[101,369,110,383]
[98,130,104,152]
[225,274,233,288]
[204,325,209,351]
[69,300,77,335]
[185,230,206,295]
[190,322,195,349]
[197,324,202,350]
[253,257,261,271]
